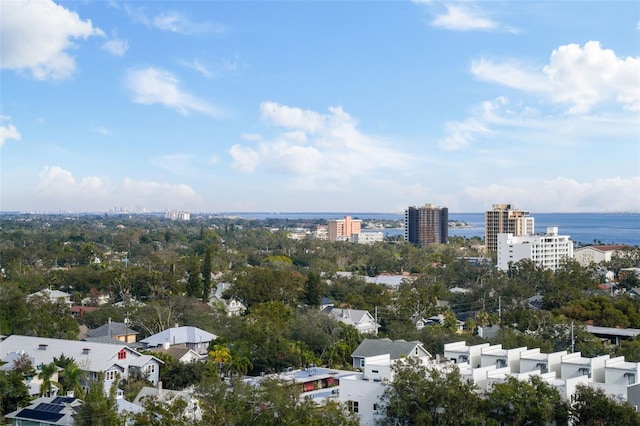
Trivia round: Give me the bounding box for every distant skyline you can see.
[1,1,639,213]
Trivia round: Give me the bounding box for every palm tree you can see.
[61,362,86,398]
[209,344,231,377]
[229,355,253,377]
[38,362,62,397]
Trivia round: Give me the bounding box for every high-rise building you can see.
[485,204,534,252]
[328,216,362,242]
[404,204,448,246]
[497,227,573,271]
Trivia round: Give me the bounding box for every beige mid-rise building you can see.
[485,204,534,252]
[328,216,362,242]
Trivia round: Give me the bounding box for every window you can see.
[625,373,636,385]
[347,400,359,413]
[371,370,379,374]
[373,403,380,413]
[118,350,127,360]
[105,370,116,381]
[360,359,365,368]
[146,364,156,374]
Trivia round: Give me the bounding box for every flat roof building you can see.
[485,204,534,252]
[404,204,448,246]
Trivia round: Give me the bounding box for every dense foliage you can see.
[1,213,639,422]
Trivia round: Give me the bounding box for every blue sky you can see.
[1,0,639,213]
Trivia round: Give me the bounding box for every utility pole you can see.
[498,296,501,322]
[375,306,378,336]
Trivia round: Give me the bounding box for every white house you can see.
[209,282,247,316]
[140,326,217,355]
[4,395,82,425]
[497,227,574,271]
[324,308,380,335]
[1,335,163,394]
[350,338,431,370]
[27,289,72,306]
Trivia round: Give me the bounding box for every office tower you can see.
[497,227,573,271]
[328,216,362,242]
[485,204,534,252]
[404,204,448,246]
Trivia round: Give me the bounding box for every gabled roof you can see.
[27,289,71,300]
[149,344,202,361]
[140,326,217,347]
[351,338,431,360]
[4,396,81,425]
[1,335,159,373]
[575,244,630,253]
[88,322,138,338]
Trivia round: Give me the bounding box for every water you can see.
[224,212,640,247]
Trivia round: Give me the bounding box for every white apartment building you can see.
[350,231,384,244]
[497,226,574,271]
[340,341,639,426]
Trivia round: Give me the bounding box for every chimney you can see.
[82,348,91,355]
[157,381,162,398]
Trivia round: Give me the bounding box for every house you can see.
[574,245,631,266]
[134,383,202,421]
[87,319,139,343]
[209,282,247,316]
[1,335,163,394]
[149,344,204,363]
[415,314,464,332]
[27,289,72,306]
[140,326,217,355]
[324,307,380,335]
[4,395,82,426]
[364,273,411,290]
[350,338,431,369]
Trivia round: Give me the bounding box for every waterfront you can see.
[226,212,640,247]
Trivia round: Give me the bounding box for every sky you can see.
[1,0,639,214]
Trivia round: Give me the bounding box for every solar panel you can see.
[16,408,64,422]
[34,402,64,413]
[51,396,75,404]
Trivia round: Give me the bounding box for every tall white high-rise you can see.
[497,227,574,271]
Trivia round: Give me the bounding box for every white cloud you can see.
[0,116,21,147]
[0,0,103,80]
[90,127,110,135]
[463,177,640,212]
[125,67,223,117]
[229,145,260,173]
[125,6,225,35]
[181,58,213,78]
[432,4,499,31]
[471,41,640,113]
[34,165,200,211]
[229,102,416,189]
[415,2,518,33]
[102,38,129,57]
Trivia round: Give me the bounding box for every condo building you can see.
[485,204,534,252]
[497,227,574,271]
[404,204,448,246]
[327,216,362,242]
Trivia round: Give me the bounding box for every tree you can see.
[60,361,86,399]
[379,357,483,425]
[485,376,569,426]
[571,384,640,425]
[0,369,30,416]
[74,372,122,426]
[186,256,202,298]
[201,247,213,301]
[302,271,322,307]
[38,361,62,397]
